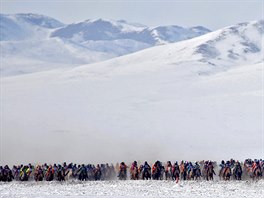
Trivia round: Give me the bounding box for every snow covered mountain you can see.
[66,19,263,78]
[0,13,64,41]
[51,18,210,45]
[0,13,211,76]
[0,14,117,76]
[1,20,262,164]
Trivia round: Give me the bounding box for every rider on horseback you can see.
[233,160,242,180]
[142,161,151,179]
[165,161,172,171]
[234,161,242,169]
[152,161,163,180]
[172,161,180,182]
[219,160,225,176]
[119,162,127,173]
[57,164,66,181]
[94,164,102,180]
[2,165,14,182]
[131,161,138,170]
[45,165,55,181]
[165,161,173,180]
[143,161,151,171]
[118,162,127,180]
[130,161,139,180]
[187,162,193,175]
[222,161,231,179]
[220,160,225,169]
[193,162,200,170]
[173,161,180,172]
[34,165,44,181]
[252,160,261,175]
[193,162,201,176]
[20,165,30,181]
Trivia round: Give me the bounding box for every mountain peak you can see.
[51,18,211,44]
[0,13,65,41]
[3,13,64,28]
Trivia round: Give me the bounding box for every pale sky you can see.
[1,0,263,30]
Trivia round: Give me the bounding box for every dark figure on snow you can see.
[118,162,127,180]
[94,164,102,181]
[142,161,151,180]
[78,164,88,181]
[233,161,243,180]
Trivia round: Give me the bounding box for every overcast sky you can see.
[1,0,263,30]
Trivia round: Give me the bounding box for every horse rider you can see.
[119,162,127,175]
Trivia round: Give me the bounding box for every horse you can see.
[78,168,88,181]
[180,163,187,180]
[243,163,252,179]
[201,166,207,180]
[57,168,66,181]
[187,167,195,180]
[1,168,14,182]
[130,166,139,180]
[172,165,180,183]
[20,170,29,181]
[206,165,215,181]
[142,169,151,180]
[165,166,173,180]
[94,169,101,181]
[252,167,262,180]
[233,166,243,180]
[160,166,165,180]
[45,169,54,181]
[193,167,201,180]
[65,168,74,180]
[222,167,232,181]
[12,167,20,181]
[152,165,162,180]
[118,169,127,180]
[34,167,44,181]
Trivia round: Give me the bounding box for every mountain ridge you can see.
[1,13,262,77]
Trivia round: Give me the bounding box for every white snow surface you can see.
[1,61,262,164]
[0,180,263,198]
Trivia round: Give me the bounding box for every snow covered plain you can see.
[0,180,263,198]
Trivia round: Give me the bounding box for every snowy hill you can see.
[1,20,262,164]
[0,14,210,76]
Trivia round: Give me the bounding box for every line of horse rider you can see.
[0,159,263,182]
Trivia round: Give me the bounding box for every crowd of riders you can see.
[0,159,263,182]
[0,163,116,182]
